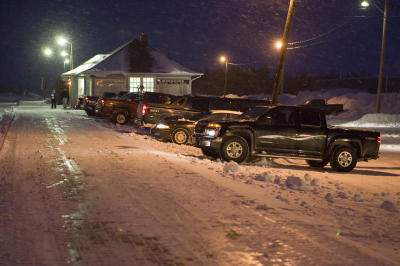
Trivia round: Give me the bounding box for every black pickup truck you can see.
[136,95,271,126]
[193,105,380,172]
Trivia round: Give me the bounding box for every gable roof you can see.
[62,40,202,77]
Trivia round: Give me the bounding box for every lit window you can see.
[129,77,140,92]
[143,77,154,92]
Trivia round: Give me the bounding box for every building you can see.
[61,34,202,106]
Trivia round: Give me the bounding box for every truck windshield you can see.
[240,106,271,119]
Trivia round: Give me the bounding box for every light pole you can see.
[272,0,296,105]
[42,47,53,99]
[56,36,73,70]
[361,0,389,113]
[219,56,229,96]
[63,58,70,72]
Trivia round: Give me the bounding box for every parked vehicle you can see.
[95,92,140,123]
[96,92,176,125]
[193,105,380,172]
[136,95,271,126]
[84,96,100,116]
[299,99,343,115]
[75,96,86,109]
[152,110,242,145]
[85,92,118,116]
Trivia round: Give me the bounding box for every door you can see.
[255,107,298,155]
[296,109,327,157]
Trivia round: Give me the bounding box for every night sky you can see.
[1,0,400,91]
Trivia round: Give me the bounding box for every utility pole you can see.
[272,0,296,105]
[376,0,388,113]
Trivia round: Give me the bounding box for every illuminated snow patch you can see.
[380,144,400,152]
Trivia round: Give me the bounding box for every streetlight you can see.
[56,36,73,70]
[219,56,228,96]
[361,0,388,113]
[275,40,283,50]
[60,50,68,57]
[42,47,53,99]
[63,58,70,72]
[361,0,370,8]
[274,41,285,100]
[43,47,53,57]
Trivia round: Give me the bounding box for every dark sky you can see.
[1,0,400,91]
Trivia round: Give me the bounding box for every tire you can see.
[172,128,189,145]
[330,146,357,172]
[85,109,95,116]
[306,159,329,168]
[201,147,219,159]
[115,113,127,125]
[221,137,249,163]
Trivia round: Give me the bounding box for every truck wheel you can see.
[306,160,328,168]
[201,147,219,159]
[221,137,249,163]
[115,113,127,125]
[330,146,357,172]
[172,128,189,145]
[85,109,94,116]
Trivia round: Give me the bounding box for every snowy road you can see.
[1,101,399,265]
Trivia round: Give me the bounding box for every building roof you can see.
[62,40,202,77]
[63,54,110,76]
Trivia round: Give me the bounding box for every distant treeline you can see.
[192,65,400,96]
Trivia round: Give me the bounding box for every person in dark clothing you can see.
[51,89,57,109]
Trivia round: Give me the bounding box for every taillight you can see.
[85,97,89,102]
[78,99,81,103]
[377,136,381,144]
[101,99,105,105]
[142,104,148,115]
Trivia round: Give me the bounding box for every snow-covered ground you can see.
[1,90,399,264]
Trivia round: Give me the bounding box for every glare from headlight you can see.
[156,124,170,129]
[205,129,217,137]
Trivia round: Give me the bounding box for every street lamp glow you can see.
[60,51,68,57]
[219,56,227,63]
[43,48,53,57]
[361,1,370,8]
[275,40,283,50]
[64,58,70,64]
[56,36,69,46]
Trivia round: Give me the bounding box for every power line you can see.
[288,21,349,45]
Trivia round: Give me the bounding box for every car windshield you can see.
[239,106,271,119]
[188,112,211,121]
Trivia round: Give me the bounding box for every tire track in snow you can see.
[43,114,94,264]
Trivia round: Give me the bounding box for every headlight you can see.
[205,128,220,137]
[156,124,170,129]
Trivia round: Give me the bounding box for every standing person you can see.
[62,90,68,109]
[51,89,57,109]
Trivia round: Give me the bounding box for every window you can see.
[78,77,85,96]
[300,109,321,127]
[143,77,154,92]
[129,77,154,93]
[129,77,140,92]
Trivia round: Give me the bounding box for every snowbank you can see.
[0,92,42,102]
[225,88,400,121]
[340,113,400,128]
